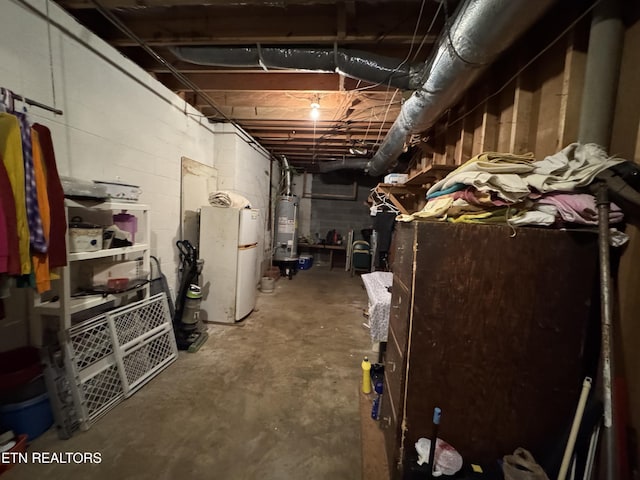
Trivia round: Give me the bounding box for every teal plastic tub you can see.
[0,392,53,440]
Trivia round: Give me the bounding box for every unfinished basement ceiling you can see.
[53,0,460,173]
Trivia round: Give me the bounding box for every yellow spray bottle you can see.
[361,356,371,394]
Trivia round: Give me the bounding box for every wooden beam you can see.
[496,83,515,153]
[58,0,431,8]
[454,98,474,165]
[231,118,394,127]
[156,72,399,92]
[509,75,534,154]
[253,132,383,142]
[533,41,566,156]
[87,3,441,48]
[558,30,587,150]
[471,83,498,155]
[445,113,458,165]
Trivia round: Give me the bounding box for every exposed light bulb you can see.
[310,104,320,120]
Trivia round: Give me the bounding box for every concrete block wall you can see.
[0,0,271,348]
[309,176,373,244]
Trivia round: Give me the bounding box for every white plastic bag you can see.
[415,437,463,476]
[502,448,549,480]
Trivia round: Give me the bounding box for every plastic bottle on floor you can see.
[361,356,371,394]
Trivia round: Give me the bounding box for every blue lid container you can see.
[297,255,313,270]
[0,392,53,441]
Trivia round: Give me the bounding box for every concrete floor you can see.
[5,267,375,480]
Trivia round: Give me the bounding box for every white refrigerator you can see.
[198,206,259,323]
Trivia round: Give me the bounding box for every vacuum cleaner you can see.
[173,240,208,352]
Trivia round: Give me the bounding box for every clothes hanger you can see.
[0,88,10,113]
[0,88,15,113]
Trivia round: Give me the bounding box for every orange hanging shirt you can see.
[30,129,51,293]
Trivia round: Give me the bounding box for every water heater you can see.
[273,194,298,262]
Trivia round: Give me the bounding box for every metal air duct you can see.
[366,0,558,176]
[316,158,371,173]
[281,155,293,196]
[171,45,423,90]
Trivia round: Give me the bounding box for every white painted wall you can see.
[213,123,273,277]
[0,0,271,348]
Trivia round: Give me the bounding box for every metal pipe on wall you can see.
[596,183,617,480]
[577,0,625,149]
[578,1,624,478]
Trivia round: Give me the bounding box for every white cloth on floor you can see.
[208,191,251,208]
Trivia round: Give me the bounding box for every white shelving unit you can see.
[36,199,178,437]
[33,199,151,335]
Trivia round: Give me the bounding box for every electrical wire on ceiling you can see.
[82,0,445,166]
[342,0,442,151]
[411,1,444,62]
[344,0,441,95]
[391,0,428,76]
[86,0,274,162]
[374,88,401,148]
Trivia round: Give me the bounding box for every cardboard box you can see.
[82,259,145,288]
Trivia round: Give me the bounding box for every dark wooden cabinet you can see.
[381,221,599,479]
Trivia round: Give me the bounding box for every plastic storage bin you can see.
[0,375,46,404]
[0,347,42,393]
[113,213,138,243]
[0,393,54,440]
[0,434,28,475]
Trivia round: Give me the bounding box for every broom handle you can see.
[558,377,593,480]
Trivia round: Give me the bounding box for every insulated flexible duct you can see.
[281,155,292,196]
[317,158,371,173]
[171,45,422,90]
[366,0,558,176]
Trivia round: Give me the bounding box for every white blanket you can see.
[526,143,625,192]
[208,190,251,209]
